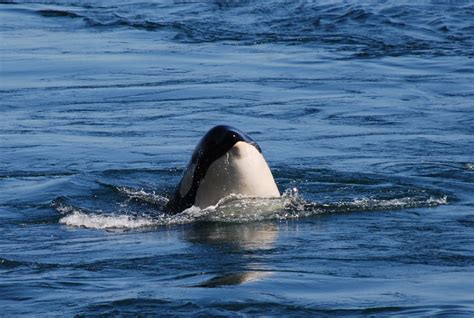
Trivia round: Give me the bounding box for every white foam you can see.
[55,188,448,230]
[56,195,292,229]
[337,195,448,211]
[59,211,155,229]
[464,163,474,171]
[56,202,208,229]
[427,195,448,205]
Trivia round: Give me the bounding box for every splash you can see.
[464,163,474,171]
[52,187,448,230]
[59,211,155,229]
[115,186,169,206]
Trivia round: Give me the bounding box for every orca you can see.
[166,125,280,213]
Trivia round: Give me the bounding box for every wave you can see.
[2,0,473,57]
[59,211,155,229]
[52,187,448,230]
[38,8,80,18]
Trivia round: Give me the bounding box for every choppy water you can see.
[1,0,474,316]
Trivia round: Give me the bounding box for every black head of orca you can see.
[166,125,262,213]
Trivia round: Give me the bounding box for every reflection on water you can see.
[186,222,278,287]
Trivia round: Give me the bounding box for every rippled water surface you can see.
[1,0,474,316]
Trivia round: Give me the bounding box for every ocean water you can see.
[1,0,474,316]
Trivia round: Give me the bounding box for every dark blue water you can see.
[1,0,474,316]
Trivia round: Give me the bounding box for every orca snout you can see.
[229,141,256,159]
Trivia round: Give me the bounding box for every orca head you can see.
[167,125,264,213]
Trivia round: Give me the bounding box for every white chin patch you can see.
[195,141,280,209]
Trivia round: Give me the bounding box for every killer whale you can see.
[166,125,280,213]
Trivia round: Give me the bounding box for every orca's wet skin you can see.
[166,125,279,213]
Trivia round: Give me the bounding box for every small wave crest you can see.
[59,211,155,229]
[329,195,448,211]
[38,9,80,18]
[464,163,474,171]
[52,193,292,230]
[52,187,448,230]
